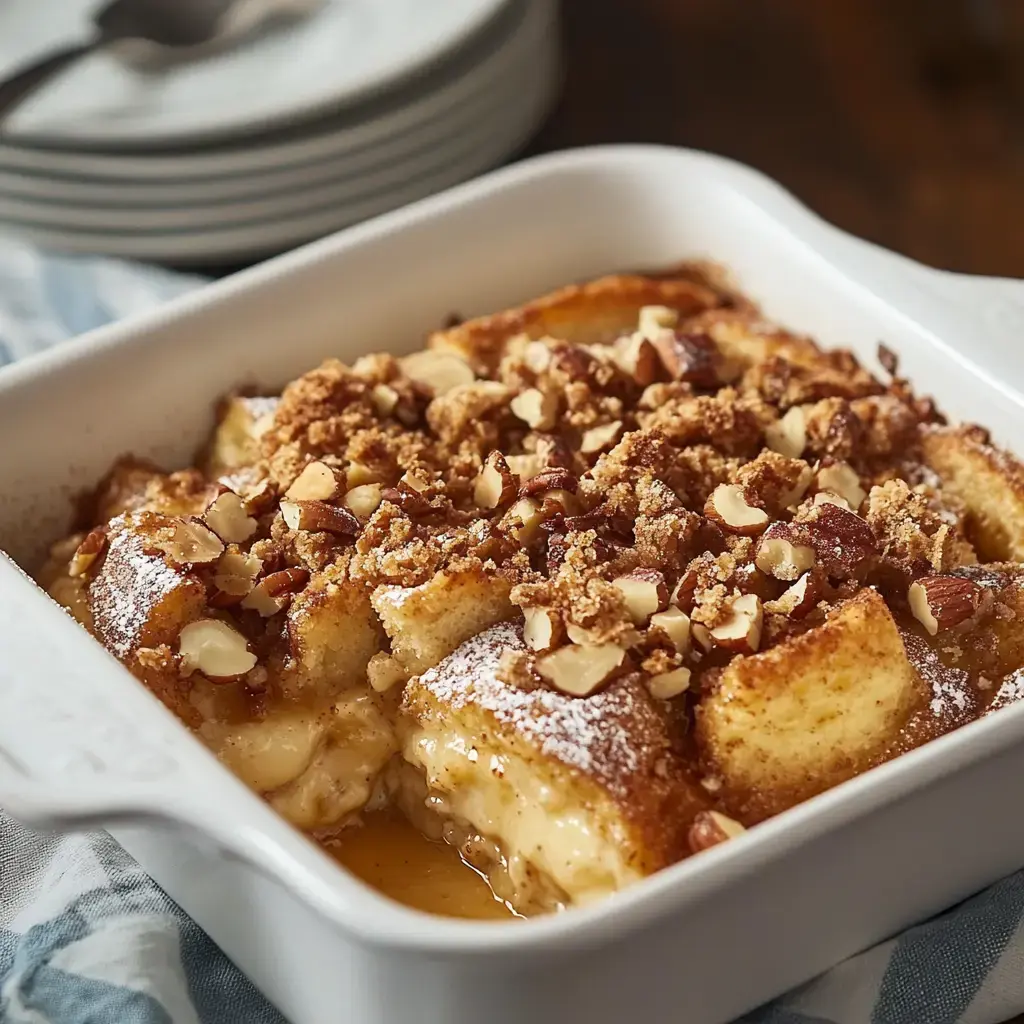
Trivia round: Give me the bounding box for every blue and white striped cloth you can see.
[2,235,1024,1024]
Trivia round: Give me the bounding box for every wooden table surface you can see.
[527,0,1024,277]
[528,2,1024,1020]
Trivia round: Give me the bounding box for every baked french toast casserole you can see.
[35,266,1024,917]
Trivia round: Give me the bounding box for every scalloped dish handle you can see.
[0,555,207,833]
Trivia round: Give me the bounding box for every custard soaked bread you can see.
[36,268,1024,916]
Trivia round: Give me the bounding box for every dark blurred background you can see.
[526,0,1024,276]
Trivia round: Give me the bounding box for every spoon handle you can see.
[0,40,101,128]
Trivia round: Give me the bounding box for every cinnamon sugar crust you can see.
[33,269,1024,913]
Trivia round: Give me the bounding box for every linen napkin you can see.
[1,234,1023,1024]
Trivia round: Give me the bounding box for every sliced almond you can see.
[474,452,517,509]
[523,607,563,652]
[162,518,225,566]
[765,406,807,459]
[536,642,626,697]
[650,607,691,652]
[399,470,432,494]
[648,667,692,700]
[613,568,668,624]
[755,525,816,581]
[704,483,769,535]
[688,810,746,853]
[68,527,107,577]
[400,350,474,395]
[285,460,343,502]
[241,567,310,617]
[692,622,713,651]
[204,490,258,544]
[815,461,865,510]
[709,593,763,653]
[581,420,623,455]
[242,479,277,517]
[370,383,399,416]
[280,499,360,536]
[344,483,384,518]
[511,388,558,430]
[179,618,256,681]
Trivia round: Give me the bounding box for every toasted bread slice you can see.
[402,622,703,911]
[697,589,924,820]
[921,426,1024,561]
[428,274,721,373]
[371,567,513,677]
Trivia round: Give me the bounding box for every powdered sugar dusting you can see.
[415,622,671,795]
[900,631,974,725]
[89,523,188,658]
[990,668,1024,713]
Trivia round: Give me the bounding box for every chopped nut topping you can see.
[772,570,822,618]
[613,568,668,624]
[765,406,807,459]
[688,810,746,853]
[210,550,262,605]
[285,460,343,502]
[519,467,578,498]
[637,304,679,337]
[241,567,310,617]
[650,606,691,652]
[652,332,721,388]
[178,619,256,681]
[370,383,399,416]
[280,499,360,535]
[536,642,627,697]
[704,483,769,535]
[474,451,517,509]
[204,490,258,544]
[523,607,563,651]
[909,575,985,635]
[511,388,558,430]
[580,420,623,455]
[344,483,384,518]
[400,350,474,395]
[708,593,763,653]
[755,524,816,581]
[504,497,544,543]
[815,461,865,510]
[648,666,691,700]
[68,527,107,577]
[162,519,225,566]
[611,335,659,385]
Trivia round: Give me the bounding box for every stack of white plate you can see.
[0,0,559,265]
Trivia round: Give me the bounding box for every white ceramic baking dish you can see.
[2,146,1024,1024]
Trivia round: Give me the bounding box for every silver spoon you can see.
[0,0,321,128]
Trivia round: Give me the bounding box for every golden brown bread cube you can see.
[921,426,1024,561]
[86,512,207,661]
[371,566,513,677]
[91,458,218,522]
[697,589,925,821]
[283,567,383,700]
[402,622,704,912]
[428,274,720,373]
[204,395,280,478]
